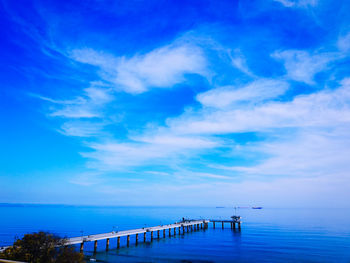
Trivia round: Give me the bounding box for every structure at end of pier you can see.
[209,216,242,230]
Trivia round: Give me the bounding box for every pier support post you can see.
[157,230,160,239]
[201,223,203,229]
[127,235,130,247]
[144,232,146,242]
[182,225,185,234]
[197,224,199,230]
[174,228,176,235]
[106,238,110,251]
[117,237,120,248]
[163,229,166,238]
[80,242,84,253]
[238,222,241,230]
[233,222,236,229]
[136,233,139,245]
[213,222,215,229]
[94,240,97,253]
[151,231,153,241]
[187,225,189,232]
[178,227,181,234]
[169,228,171,236]
[222,222,224,229]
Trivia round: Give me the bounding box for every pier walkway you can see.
[0,217,242,254]
[67,220,210,252]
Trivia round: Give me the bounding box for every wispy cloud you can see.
[229,49,255,77]
[59,121,106,137]
[227,128,350,178]
[170,78,350,135]
[197,79,289,109]
[272,50,336,84]
[337,31,350,53]
[43,84,113,119]
[82,135,220,170]
[71,43,208,94]
[273,0,318,8]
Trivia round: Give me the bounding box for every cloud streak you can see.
[71,43,208,94]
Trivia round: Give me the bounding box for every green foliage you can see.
[0,232,84,263]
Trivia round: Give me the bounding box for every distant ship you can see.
[252,207,263,209]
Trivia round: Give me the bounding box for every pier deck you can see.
[1,218,242,253]
[67,220,210,252]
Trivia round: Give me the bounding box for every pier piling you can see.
[94,240,97,253]
[106,238,109,251]
[127,235,130,247]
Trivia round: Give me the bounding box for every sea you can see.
[0,204,350,262]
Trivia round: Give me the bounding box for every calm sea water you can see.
[0,205,350,262]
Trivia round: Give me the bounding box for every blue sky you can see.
[1,0,350,206]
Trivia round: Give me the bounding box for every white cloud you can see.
[229,49,255,77]
[78,78,350,173]
[169,79,350,135]
[274,0,318,8]
[337,32,350,53]
[272,50,336,84]
[60,121,105,137]
[82,135,220,170]
[221,128,350,178]
[46,85,113,118]
[197,79,289,109]
[69,172,104,186]
[71,43,208,94]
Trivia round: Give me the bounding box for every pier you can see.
[0,217,242,254]
[67,220,210,253]
[210,216,242,230]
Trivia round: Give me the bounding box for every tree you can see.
[0,232,84,263]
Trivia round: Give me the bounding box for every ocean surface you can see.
[0,205,350,262]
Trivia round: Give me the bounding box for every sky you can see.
[1,0,350,207]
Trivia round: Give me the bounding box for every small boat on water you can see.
[252,207,263,209]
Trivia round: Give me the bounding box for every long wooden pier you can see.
[67,220,210,253]
[0,217,242,254]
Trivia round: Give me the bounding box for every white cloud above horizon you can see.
[70,43,208,94]
[273,0,318,8]
[36,31,350,205]
[197,79,289,109]
[272,50,336,84]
